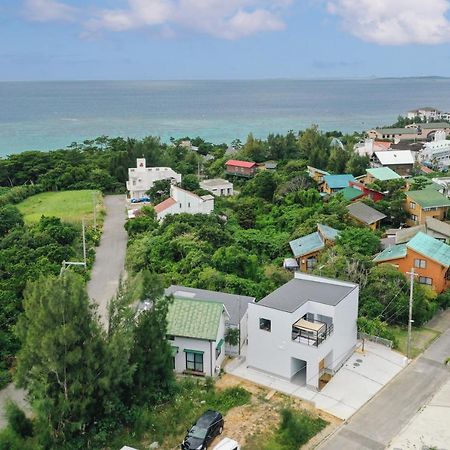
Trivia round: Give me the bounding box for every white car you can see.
[212,437,240,450]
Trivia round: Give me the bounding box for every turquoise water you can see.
[1,78,450,156]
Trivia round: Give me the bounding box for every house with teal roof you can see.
[365,167,402,183]
[374,232,450,293]
[166,297,230,377]
[322,174,356,194]
[289,224,340,272]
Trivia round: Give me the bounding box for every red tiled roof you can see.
[374,141,391,151]
[154,197,177,214]
[226,160,256,168]
[420,165,434,174]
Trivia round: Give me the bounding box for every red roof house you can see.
[225,160,257,177]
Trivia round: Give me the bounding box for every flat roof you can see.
[200,178,232,187]
[257,277,357,313]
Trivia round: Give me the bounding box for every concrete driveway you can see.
[226,340,406,420]
[87,195,128,327]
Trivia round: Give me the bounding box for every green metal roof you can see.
[420,122,450,129]
[406,190,450,208]
[366,167,402,181]
[289,232,324,258]
[407,232,450,267]
[340,186,364,201]
[373,244,407,262]
[323,174,356,189]
[167,298,224,341]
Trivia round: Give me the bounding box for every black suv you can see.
[181,410,224,450]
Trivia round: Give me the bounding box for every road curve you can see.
[87,194,128,327]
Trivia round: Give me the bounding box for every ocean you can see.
[1,78,450,156]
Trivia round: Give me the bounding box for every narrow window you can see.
[259,318,271,332]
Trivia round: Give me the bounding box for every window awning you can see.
[216,338,224,350]
[183,349,204,355]
[293,319,325,332]
[171,346,179,356]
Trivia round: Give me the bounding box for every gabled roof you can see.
[406,190,450,208]
[257,275,357,313]
[375,150,414,165]
[165,285,254,326]
[426,217,450,238]
[407,232,450,267]
[289,224,339,257]
[154,197,177,213]
[419,122,450,129]
[226,160,256,168]
[366,167,402,181]
[323,174,356,189]
[373,244,408,262]
[347,202,386,225]
[289,232,324,258]
[166,298,226,341]
[340,186,365,201]
[307,166,330,176]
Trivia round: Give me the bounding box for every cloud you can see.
[24,0,78,22]
[327,0,450,45]
[84,0,288,39]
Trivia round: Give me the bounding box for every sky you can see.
[2,0,450,80]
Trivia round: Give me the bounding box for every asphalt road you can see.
[318,317,450,450]
[87,195,128,327]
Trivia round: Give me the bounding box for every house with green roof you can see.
[322,174,356,194]
[166,297,230,377]
[374,232,450,293]
[405,189,450,226]
[289,224,340,272]
[365,167,402,183]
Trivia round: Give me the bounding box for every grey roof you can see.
[426,217,450,238]
[347,202,386,225]
[165,285,255,326]
[395,225,425,244]
[257,277,357,313]
[200,178,232,187]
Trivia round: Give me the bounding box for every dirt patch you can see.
[213,374,342,449]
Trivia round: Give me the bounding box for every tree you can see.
[246,171,277,201]
[0,205,23,237]
[180,174,200,192]
[336,227,380,256]
[345,153,370,176]
[147,179,171,204]
[130,271,175,405]
[16,273,107,444]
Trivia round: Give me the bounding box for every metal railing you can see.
[292,322,334,347]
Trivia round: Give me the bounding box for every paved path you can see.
[87,195,128,327]
[318,312,450,450]
[0,385,29,429]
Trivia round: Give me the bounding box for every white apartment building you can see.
[407,107,443,122]
[154,185,214,221]
[421,131,450,168]
[247,272,359,390]
[200,178,234,197]
[126,158,182,200]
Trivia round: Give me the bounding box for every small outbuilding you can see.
[347,202,386,230]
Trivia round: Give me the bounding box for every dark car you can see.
[181,410,224,450]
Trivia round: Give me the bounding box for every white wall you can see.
[200,180,234,197]
[126,159,182,199]
[247,275,359,390]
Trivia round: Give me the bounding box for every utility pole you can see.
[93,191,97,229]
[406,268,416,359]
[60,219,87,275]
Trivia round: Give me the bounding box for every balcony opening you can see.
[292,314,333,347]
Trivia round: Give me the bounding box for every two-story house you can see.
[373,150,414,176]
[154,185,214,221]
[126,158,182,200]
[289,224,340,272]
[225,160,257,177]
[364,167,402,184]
[373,232,450,293]
[321,174,356,194]
[405,189,450,226]
[247,272,359,391]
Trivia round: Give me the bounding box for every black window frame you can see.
[259,318,272,332]
[185,351,204,372]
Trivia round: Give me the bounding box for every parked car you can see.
[181,410,224,450]
[212,437,240,450]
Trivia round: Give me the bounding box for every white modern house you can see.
[247,272,359,390]
[165,285,255,355]
[200,178,234,197]
[154,185,214,221]
[166,298,229,377]
[126,158,182,200]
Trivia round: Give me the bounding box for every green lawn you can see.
[17,190,102,225]
[389,326,441,358]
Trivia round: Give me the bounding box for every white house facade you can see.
[247,272,359,390]
[126,158,182,199]
[167,298,229,377]
[421,132,450,168]
[154,185,214,221]
[200,178,234,197]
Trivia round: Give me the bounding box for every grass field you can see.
[17,190,102,224]
[390,326,441,358]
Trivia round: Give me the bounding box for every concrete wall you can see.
[200,180,234,196]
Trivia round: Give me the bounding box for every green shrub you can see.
[5,402,33,438]
[357,317,397,345]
